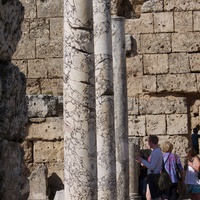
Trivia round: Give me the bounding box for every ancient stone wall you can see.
[11,0,200,199]
[0,0,27,200]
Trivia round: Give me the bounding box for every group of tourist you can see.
[135,131,200,200]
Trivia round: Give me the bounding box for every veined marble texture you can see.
[112,17,129,200]
[96,96,116,199]
[63,0,96,199]
[93,0,113,97]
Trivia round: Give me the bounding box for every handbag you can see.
[158,153,172,190]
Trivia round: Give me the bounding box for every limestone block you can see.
[172,32,200,52]
[194,11,200,31]
[143,54,168,74]
[27,117,63,140]
[13,36,36,59]
[26,79,40,95]
[37,0,63,17]
[125,35,132,54]
[0,0,24,61]
[146,115,166,135]
[21,19,31,37]
[131,34,141,55]
[47,58,63,78]
[189,53,200,72]
[128,97,139,115]
[21,141,33,163]
[28,59,48,78]
[127,76,143,96]
[128,115,146,136]
[126,55,143,76]
[36,38,62,58]
[190,99,200,117]
[157,74,197,93]
[169,53,190,73]
[154,12,173,33]
[158,135,188,157]
[125,13,153,34]
[167,114,188,135]
[50,18,63,38]
[141,33,171,54]
[196,75,200,92]
[174,11,192,32]
[141,0,163,13]
[27,95,57,118]
[20,0,36,18]
[142,75,157,93]
[164,0,197,11]
[34,141,64,163]
[40,79,63,96]
[28,164,48,200]
[29,118,46,123]
[139,95,187,115]
[30,18,50,39]
[12,60,28,77]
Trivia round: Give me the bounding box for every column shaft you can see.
[112,16,129,200]
[93,0,117,199]
[63,1,96,199]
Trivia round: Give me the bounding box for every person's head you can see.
[148,135,159,148]
[161,141,173,153]
[186,146,198,158]
[193,128,198,134]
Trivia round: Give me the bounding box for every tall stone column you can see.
[129,137,141,200]
[93,0,117,199]
[112,16,129,200]
[63,1,96,199]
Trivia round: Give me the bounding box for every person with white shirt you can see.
[185,147,200,200]
[135,135,163,200]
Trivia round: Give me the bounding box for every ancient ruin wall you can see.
[12,0,200,199]
[0,0,27,199]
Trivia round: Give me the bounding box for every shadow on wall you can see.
[48,172,64,200]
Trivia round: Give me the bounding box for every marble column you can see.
[112,16,129,200]
[129,137,141,200]
[93,0,117,199]
[63,1,96,199]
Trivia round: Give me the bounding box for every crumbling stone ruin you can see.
[0,0,198,199]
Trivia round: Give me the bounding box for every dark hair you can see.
[186,146,198,158]
[193,128,198,134]
[149,135,159,145]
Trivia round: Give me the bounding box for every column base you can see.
[129,193,141,200]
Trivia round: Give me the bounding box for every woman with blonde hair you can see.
[185,147,200,200]
[161,141,184,200]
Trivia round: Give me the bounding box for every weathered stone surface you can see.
[12,60,28,77]
[27,95,57,118]
[28,164,48,200]
[0,0,24,61]
[21,141,33,163]
[157,74,197,93]
[37,0,63,18]
[54,190,64,200]
[164,0,197,11]
[126,55,143,76]
[143,54,168,75]
[47,58,63,78]
[174,11,192,32]
[142,0,163,13]
[34,141,64,163]
[166,114,188,135]
[141,33,171,53]
[189,53,200,72]
[128,97,139,115]
[169,53,190,73]
[154,12,174,32]
[50,18,63,38]
[128,115,146,136]
[27,117,63,140]
[139,95,187,115]
[146,115,166,135]
[142,75,156,93]
[172,32,200,52]
[20,0,36,18]
[127,76,143,96]
[194,11,200,31]
[26,79,40,95]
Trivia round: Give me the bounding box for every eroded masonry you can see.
[0,0,199,199]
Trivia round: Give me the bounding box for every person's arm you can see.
[141,151,159,171]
